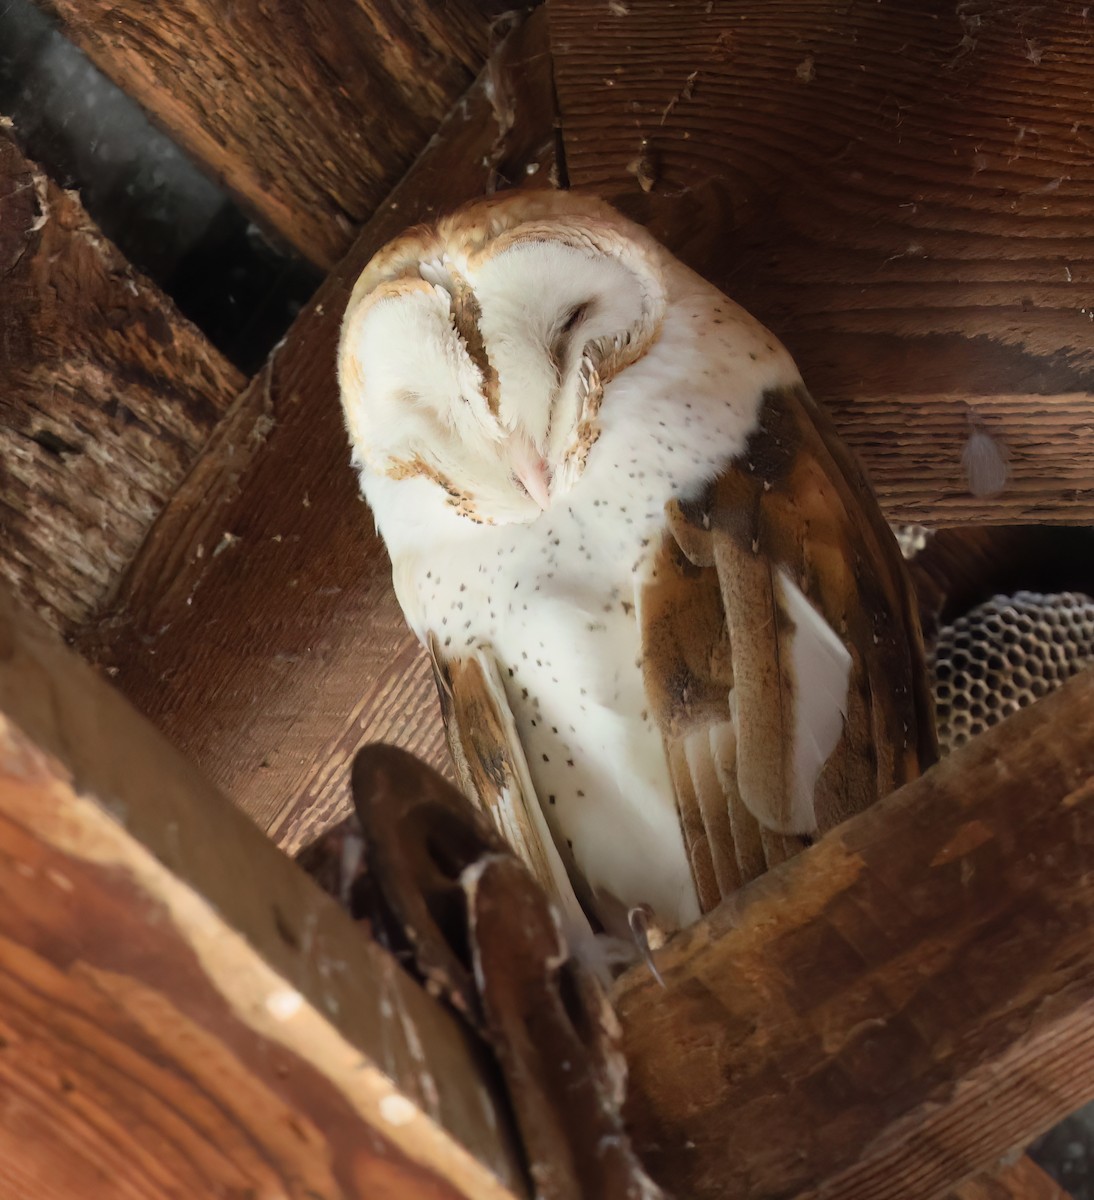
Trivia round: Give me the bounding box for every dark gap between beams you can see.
[0,0,323,374]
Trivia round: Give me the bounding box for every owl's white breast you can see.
[363,264,800,929]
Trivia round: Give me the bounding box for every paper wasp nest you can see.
[931,592,1094,754]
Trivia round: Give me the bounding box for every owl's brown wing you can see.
[638,382,936,913]
[429,638,597,943]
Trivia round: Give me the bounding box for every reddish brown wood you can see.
[611,667,1094,1200]
[0,582,524,1200]
[79,13,557,847]
[0,128,242,633]
[31,0,516,269]
[549,0,1094,524]
[950,1157,1071,1200]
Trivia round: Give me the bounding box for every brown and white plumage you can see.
[338,190,935,952]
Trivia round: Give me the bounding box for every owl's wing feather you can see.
[430,639,597,947]
[640,381,935,910]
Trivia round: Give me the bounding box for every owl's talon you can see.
[628,903,667,989]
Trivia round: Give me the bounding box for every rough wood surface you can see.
[80,13,557,849]
[0,583,524,1200]
[550,0,1094,524]
[0,128,242,633]
[951,1157,1071,1200]
[611,667,1094,1200]
[31,0,516,269]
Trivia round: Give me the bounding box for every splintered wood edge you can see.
[0,586,522,1198]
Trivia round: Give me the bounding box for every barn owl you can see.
[338,190,935,956]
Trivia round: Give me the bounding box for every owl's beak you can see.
[511,439,552,510]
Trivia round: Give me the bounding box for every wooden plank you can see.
[610,667,1094,1200]
[950,1157,1071,1200]
[0,582,525,1200]
[549,0,1094,524]
[31,0,517,269]
[0,126,243,634]
[79,12,558,847]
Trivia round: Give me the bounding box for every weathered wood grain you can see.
[951,1157,1071,1200]
[550,0,1094,524]
[31,0,519,269]
[611,667,1094,1200]
[0,582,524,1200]
[79,13,558,848]
[0,128,242,634]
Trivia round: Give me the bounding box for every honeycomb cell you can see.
[930,592,1094,756]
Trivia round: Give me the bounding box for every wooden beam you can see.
[31,0,520,269]
[950,1157,1071,1200]
[549,0,1094,524]
[79,12,557,846]
[0,582,524,1200]
[0,126,242,634]
[610,667,1094,1200]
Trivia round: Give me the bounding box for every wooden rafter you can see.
[30,0,521,269]
[611,667,1094,1200]
[0,582,524,1199]
[550,0,1094,525]
[0,129,242,632]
